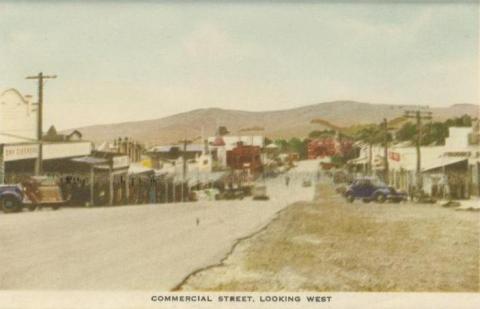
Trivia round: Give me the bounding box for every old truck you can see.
[0,177,65,213]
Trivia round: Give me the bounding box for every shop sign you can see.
[4,143,39,162]
[389,151,400,162]
[112,155,129,169]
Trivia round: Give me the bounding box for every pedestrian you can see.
[285,174,290,186]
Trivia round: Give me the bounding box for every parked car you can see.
[344,177,407,203]
[252,184,269,200]
[0,176,65,213]
[302,179,312,187]
[0,184,25,213]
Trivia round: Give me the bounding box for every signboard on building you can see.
[112,155,129,169]
[4,143,39,162]
[43,142,92,160]
[389,151,400,162]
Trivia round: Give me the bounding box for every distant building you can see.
[208,135,265,167]
[308,137,354,160]
[226,142,263,175]
[43,125,83,142]
[97,137,144,163]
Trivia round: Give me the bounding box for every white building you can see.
[387,126,479,198]
[0,88,37,144]
[0,88,92,183]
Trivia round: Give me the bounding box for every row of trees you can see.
[359,114,474,147]
[272,138,309,159]
[261,114,475,167]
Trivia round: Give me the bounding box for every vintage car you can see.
[344,177,407,203]
[0,176,65,213]
[252,184,269,200]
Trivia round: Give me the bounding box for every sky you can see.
[0,1,478,130]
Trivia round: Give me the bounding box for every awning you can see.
[422,157,468,172]
[71,156,108,165]
[128,163,154,175]
[348,156,368,165]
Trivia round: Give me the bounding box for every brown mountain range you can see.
[72,101,479,145]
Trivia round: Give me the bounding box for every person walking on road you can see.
[285,174,290,187]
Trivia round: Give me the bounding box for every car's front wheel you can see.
[1,196,22,213]
[375,193,386,203]
[345,193,354,203]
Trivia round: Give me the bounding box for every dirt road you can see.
[0,161,317,290]
[180,184,480,292]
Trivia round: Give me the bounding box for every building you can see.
[347,125,479,199]
[226,142,263,175]
[387,126,478,199]
[208,135,265,167]
[97,137,144,163]
[0,88,92,184]
[308,137,354,160]
[147,144,204,169]
[43,125,83,142]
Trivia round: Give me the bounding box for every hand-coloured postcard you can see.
[0,1,478,308]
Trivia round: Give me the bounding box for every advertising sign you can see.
[4,143,39,162]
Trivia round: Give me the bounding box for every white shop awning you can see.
[422,157,468,172]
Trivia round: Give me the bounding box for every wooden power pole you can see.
[0,144,4,184]
[26,72,57,175]
[404,109,432,192]
[382,118,389,184]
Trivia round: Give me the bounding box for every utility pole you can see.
[382,118,389,184]
[0,144,4,184]
[26,72,57,175]
[404,109,432,192]
[178,137,193,203]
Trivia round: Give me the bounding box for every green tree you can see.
[355,125,383,174]
[308,129,335,139]
[288,137,308,159]
[396,122,417,142]
[274,139,288,152]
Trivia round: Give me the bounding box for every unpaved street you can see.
[0,161,316,290]
[180,183,480,292]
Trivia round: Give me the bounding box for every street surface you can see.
[0,161,317,290]
[181,182,480,292]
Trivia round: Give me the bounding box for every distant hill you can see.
[71,101,479,145]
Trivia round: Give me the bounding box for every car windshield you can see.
[355,178,387,187]
[371,179,387,187]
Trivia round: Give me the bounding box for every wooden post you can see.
[181,180,184,202]
[125,173,130,204]
[172,179,176,203]
[26,72,57,175]
[109,167,114,206]
[382,118,389,184]
[0,144,4,184]
[164,180,168,203]
[89,166,95,206]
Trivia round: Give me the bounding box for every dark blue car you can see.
[0,184,25,213]
[344,177,407,203]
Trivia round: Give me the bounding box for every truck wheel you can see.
[345,193,354,203]
[375,193,386,203]
[27,205,37,211]
[1,196,22,213]
[52,205,60,210]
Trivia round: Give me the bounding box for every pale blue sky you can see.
[0,1,478,129]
